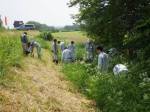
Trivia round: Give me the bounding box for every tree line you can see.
[26,21,80,32]
[69,0,150,75]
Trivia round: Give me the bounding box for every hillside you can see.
[0,31,97,112]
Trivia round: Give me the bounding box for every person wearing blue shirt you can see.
[96,46,109,72]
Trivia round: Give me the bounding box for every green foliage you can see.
[63,61,150,112]
[62,63,89,91]
[67,2,150,111]
[34,32,51,49]
[76,43,86,60]
[59,25,80,32]
[0,36,22,76]
[38,31,53,41]
[69,0,150,48]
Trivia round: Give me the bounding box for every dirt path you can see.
[0,50,96,112]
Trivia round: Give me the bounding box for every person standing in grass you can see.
[52,39,58,64]
[68,41,76,61]
[96,46,109,72]
[85,39,95,62]
[62,47,73,63]
[21,32,28,55]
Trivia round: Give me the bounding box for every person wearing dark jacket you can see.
[21,32,28,55]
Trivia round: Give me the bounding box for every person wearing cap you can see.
[68,41,76,61]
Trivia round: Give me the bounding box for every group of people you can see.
[51,38,128,75]
[21,32,41,58]
[20,32,128,75]
[51,39,75,64]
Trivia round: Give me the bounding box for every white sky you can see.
[0,0,78,27]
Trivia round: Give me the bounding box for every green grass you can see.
[52,31,88,43]
[59,31,150,112]
[0,35,22,76]
[62,60,150,112]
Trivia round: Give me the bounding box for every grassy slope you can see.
[0,31,97,112]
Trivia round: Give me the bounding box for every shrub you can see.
[38,31,53,41]
[62,60,150,112]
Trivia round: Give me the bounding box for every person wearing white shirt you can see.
[96,46,109,72]
[113,64,128,75]
[62,47,73,63]
[68,41,76,61]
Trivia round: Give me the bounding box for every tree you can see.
[26,21,58,32]
[69,0,150,48]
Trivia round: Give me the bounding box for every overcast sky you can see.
[0,0,78,27]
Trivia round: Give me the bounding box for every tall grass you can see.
[0,35,22,76]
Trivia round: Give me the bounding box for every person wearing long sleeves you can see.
[85,39,94,62]
[96,46,109,72]
[62,47,73,63]
[29,40,42,59]
[52,39,58,64]
[21,32,28,54]
[68,41,75,61]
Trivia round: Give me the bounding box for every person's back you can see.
[62,48,73,63]
[113,64,128,75]
[21,33,28,44]
[68,44,75,52]
[68,41,76,60]
[52,39,58,64]
[21,32,28,54]
[33,41,41,58]
[85,40,94,62]
[98,52,109,72]
[52,41,58,53]
[60,42,65,51]
[86,42,94,52]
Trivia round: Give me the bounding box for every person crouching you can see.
[28,41,42,59]
[62,47,73,63]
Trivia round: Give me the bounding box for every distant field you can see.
[52,31,88,43]
[0,30,40,38]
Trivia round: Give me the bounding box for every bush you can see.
[38,32,53,41]
[0,36,22,76]
[62,61,150,112]
[62,63,90,91]
[76,43,86,61]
